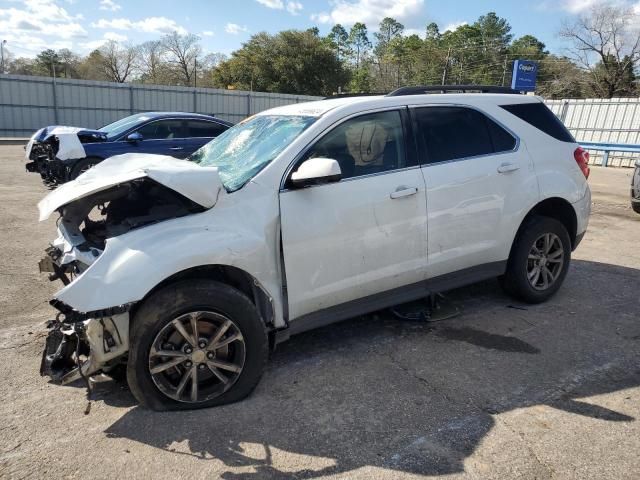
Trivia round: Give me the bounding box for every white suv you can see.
[38,86,591,410]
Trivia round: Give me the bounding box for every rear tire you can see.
[127,280,268,411]
[501,216,571,304]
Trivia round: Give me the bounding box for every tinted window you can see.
[136,120,183,140]
[500,103,575,143]
[486,117,517,152]
[187,120,227,138]
[303,110,409,179]
[414,107,494,163]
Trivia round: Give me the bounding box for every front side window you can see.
[191,115,315,191]
[99,113,152,140]
[135,120,184,140]
[302,110,408,179]
[414,106,516,164]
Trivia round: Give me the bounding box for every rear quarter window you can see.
[500,102,575,143]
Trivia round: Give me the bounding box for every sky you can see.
[0,0,638,59]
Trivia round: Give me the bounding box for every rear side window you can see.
[413,107,516,164]
[186,120,227,138]
[500,103,575,143]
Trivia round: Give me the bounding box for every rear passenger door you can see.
[183,120,229,156]
[412,105,538,278]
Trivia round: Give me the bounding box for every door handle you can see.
[169,146,184,151]
[497,162,520,174]
[390,186,418,199]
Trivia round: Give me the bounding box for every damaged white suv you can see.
[38,86,591,410]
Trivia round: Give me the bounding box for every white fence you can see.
[0,74,321,137]
[545,98,640,167]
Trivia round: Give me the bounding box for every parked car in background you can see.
[632,160,640,214]
[25,112,233,184]
[37,86,590,410]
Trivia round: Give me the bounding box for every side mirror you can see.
[126,132,143,142]
[290,157,342,188]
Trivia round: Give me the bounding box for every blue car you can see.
[25,112,233,184]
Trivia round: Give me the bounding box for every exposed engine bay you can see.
[25,126,106,184]
[39,176,206,384]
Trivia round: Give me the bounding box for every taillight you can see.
[574,147,590,179]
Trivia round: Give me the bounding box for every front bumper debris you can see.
[40,311,130,385]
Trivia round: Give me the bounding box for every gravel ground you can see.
[0,144,638,479]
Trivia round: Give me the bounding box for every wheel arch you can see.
[513,197,578,252]
[130,264,276,330]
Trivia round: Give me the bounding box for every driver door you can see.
[279,109,428,322]
[106,119,187,158]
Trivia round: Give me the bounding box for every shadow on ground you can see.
[101,260,640,478]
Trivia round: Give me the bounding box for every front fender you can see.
[53,212,284,326]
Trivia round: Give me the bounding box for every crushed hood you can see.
[38,153,223,221]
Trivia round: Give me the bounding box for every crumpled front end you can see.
[37,154,222,385]
[25,126,107,185]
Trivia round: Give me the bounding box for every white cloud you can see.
[202,30,215,37]
[286,1,303,14]
[443,21,467,32]
[559,0,600,13]
[311,0,423,26]
[256,0,303,15]
[225,23,249,34]
[103,31,127,42]
[78,31,128,51]
[404,28,424,38]
[0,0,87,43]
[99,0,122,12]
[1,33,73,57]
[256,0,284,8]
[91,16,187,35]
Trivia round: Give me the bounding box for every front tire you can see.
[68,157,99,180]
[501,216,571,304]
[127,280,268,411]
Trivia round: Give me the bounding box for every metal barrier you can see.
[580,141,640,167]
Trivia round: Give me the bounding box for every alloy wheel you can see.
[148,311,246,403]
[526,232,565,291]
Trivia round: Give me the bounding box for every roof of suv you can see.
[263,93,541,118]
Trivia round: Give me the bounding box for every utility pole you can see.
[0,40,7,74]
[441,46,452,85]
[501,55,508,86]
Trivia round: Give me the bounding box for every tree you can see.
[34,49,63,77]
[348,22,371,69]
[328,24,350,61]
[99,41,138,83]
[162,32,202,86]
[510,35,547,60]
[7,56,36,76]
[77,50,111,81]
[138,40,167,84]
[57,49,81,78]
[374,17,404,56]
[425,22,440,42]
[560,4,640,97]
[536,55,588,98]
[213,30,349,95]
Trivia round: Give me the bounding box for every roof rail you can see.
[323,92,385,99]
[386,85,522,96]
